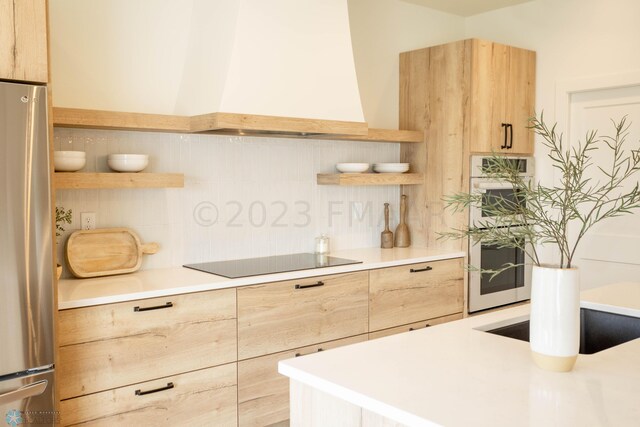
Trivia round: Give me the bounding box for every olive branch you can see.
[442,113,640,271]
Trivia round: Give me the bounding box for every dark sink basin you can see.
[485,308,640,354]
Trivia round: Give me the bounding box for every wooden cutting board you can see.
[65,228,159,278]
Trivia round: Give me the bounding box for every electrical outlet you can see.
[81,212,96,230]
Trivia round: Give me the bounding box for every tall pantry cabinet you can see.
[399,38,536,250]
[0,0,48,83]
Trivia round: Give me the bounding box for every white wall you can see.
[54,130,400,276]
[49,0,364,122]
[347,0,466,128]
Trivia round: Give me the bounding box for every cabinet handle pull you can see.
[295,281,324,289]
[507,123,514,149]
[409,327,415,331]
[295,347,324,358]
[135,382,174,396]
[134,301,173,312]
[409,266,432,273]
[425,323,431,328]
[501,123,509,148]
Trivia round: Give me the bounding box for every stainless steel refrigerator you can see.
[0,81,56,425]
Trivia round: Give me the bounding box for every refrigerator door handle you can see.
[0,380,48,406]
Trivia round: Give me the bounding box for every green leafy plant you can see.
[55,206,72,238]
[443,113,640,271]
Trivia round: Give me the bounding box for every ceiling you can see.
[401,0,534,17]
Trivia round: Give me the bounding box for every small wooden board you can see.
[65,228,159,278]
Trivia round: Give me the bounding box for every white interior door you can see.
[569,84,640,289]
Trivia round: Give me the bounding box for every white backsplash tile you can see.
[54,127,402,274]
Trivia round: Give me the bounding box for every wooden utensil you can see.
[381,203,394,249]
[66,227,159,278]
[394,195,410,248]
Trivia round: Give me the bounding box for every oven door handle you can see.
[473,182,514,190]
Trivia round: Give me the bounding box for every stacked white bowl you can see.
[107,154,149,172]
[54,151,86,172]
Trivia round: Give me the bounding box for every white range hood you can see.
[49,0,369,136]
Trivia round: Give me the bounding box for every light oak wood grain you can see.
[317,173,423,186]
[190,112,368,136]
[0,0,47,82]
[52,108,191,132]
[58,289,237,399]
[400,39,535,251]
[53,108,420,143]
[65,228,158,278]
[237,272,368,359]
[54,173,184,189]
[469,39,535,154]
[238,335,367,427]
[369,258,464,331]
[60,363,237,427]
[368,313,463,340]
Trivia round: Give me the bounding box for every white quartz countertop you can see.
[58,247,464,310]
[279,282,640,427]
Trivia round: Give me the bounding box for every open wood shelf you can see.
[54,173,184,189]
[317,173,424,186]
[52,108,423,143]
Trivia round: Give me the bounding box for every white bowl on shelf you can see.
[335,163,370,173]
[373,163,410,173]
[107,154,149,172]
[54,151,86,172]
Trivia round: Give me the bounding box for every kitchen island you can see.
[279,282,640,426]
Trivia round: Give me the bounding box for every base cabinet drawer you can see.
[369,258,464,331]
[58,289,237,399]
[60,363,238,427]
[238,335,367,427]
[238,272,369,359]
[368,313,463,340]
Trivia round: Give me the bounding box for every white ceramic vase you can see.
[529,265,580,372]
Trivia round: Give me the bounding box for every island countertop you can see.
[279,282,640,426]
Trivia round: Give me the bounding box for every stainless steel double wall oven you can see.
[468,155,535,313]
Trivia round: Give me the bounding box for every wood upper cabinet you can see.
[0,0,48,83]
[237,271,369,360]
[400,38,535,250]
[57,289,237,400]
[369,258,464,332]
[469,39,536,154]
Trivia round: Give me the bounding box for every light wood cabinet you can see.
[400,38,536,250]
[368,313,462,340]
[0,0,48,82]
[469,39,536,154]
[58,289,237,399]
[369,258,464,332]
[59,364,237,427]
[237,271,369,359]
[238,335,367,427]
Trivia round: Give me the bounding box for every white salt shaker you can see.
[315,234,330,254]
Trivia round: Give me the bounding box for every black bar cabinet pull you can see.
[135,382,174,396]
[295,281,324,289]
[501,123,509,148]
[410,266,432,273]
[133,301,173,312]
[295,353,302,357]
[317,348,323,352]
[507,123,514,149]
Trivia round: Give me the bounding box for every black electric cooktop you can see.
[183,253,362,279]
